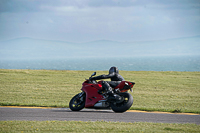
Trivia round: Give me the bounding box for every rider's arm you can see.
[92,73,115,80]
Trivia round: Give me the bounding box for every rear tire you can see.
[110,93,133,113]
[69,93,85,111]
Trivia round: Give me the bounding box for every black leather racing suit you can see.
[91,72,125,93]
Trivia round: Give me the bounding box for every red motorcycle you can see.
[69,72,135,113]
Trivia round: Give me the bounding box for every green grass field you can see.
[0,121,200,133]
[1,69,200,132]
[0,69,200,113]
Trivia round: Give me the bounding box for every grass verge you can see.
[0,69,200,113]
[0,121,200,133]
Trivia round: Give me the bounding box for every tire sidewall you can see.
[69,93,85,111]
[110,92,133,113]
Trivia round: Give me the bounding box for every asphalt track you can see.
[0,107,199,124]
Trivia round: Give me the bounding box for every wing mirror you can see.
[91,72,96,77]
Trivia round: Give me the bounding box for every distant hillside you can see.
[0,36,200,60]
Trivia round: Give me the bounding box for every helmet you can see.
[109,66,119,74]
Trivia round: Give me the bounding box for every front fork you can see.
[78,91,85,101]
[78,91,84,97]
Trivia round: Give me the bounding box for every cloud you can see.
[0,0,39,12]
[1,0,199,12]
[0,0,200,42]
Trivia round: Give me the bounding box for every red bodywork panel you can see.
[114,81,134,92]
[81,81,104,108]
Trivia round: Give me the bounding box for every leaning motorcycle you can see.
[69,72,135,113]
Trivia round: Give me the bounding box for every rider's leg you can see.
[102,81,121,100]
[102,81,112,92]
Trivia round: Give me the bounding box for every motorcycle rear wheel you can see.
[110,92,133,113]
[69,93,85,111]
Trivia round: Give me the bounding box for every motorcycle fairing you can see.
[114,81,135,92]
[81,84,104,108]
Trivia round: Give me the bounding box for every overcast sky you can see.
[0,0,200,42]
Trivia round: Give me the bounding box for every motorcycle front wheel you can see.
[110,92,133,113]
[69,93,85,111]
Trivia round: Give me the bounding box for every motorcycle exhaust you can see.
[94,100,109,108]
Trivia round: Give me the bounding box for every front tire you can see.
[110,92,133,113]
[69,93,85,111]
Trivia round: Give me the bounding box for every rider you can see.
[90,66,124,100]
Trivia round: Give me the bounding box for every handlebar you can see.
[88,78,97,84]
[87,72,97,84]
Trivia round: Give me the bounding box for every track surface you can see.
[0,107,199,124]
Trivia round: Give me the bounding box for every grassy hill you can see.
[0,36,200,59]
